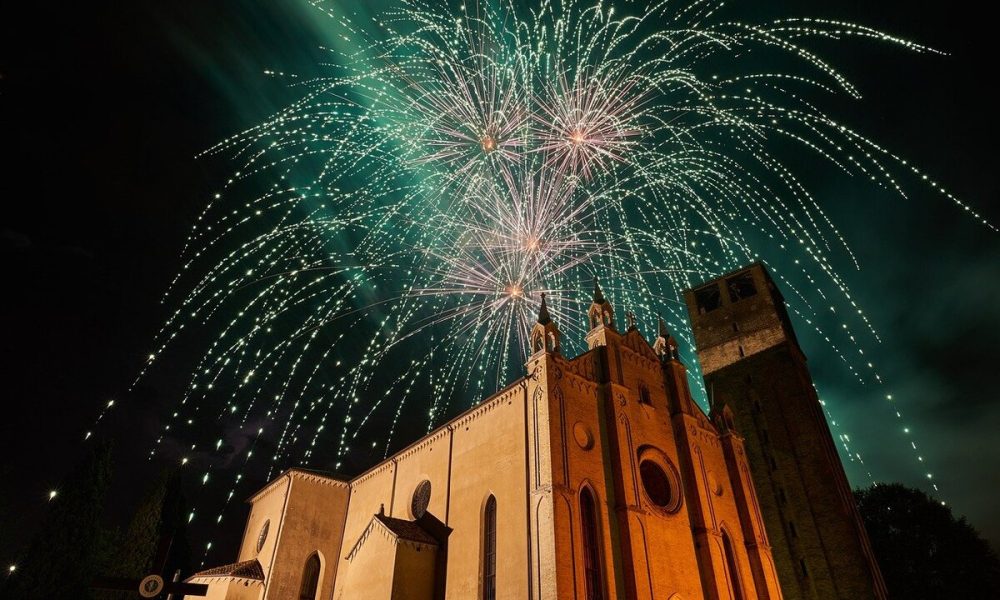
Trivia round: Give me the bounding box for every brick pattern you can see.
[685,264,887,600]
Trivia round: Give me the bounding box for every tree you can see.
[856,483,1000,599]
[117,470,190,579]
[93,470,192,600]
[1,441,114,599]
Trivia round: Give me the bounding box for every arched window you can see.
[580,488,605,600]
[482,495,497,600]
[721,531,744,600]
[298,553,321,600]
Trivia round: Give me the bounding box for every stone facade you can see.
[684,264,887,600]
[187,281,800,600]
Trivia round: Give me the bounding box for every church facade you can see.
[186,266,877,600]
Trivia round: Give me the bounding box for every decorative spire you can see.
[593,277,605,304]
[537,293,552,325]
[529,292,560,355]
[654,315,678,360]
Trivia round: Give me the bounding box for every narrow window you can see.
[800,558,810,578]
[483,495,497,600]
[737,345,745,358]
[580,488,605,600]
[789,521,798,538]
[722,531,745,600]
[298,553,321,600]
[638,383,651,405]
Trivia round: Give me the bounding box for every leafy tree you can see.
[1,441,114,599]
[856,483,1000,599]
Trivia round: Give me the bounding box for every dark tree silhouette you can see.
[95,470,192,599]
[856,483,1000,599]
[1,441,114,600]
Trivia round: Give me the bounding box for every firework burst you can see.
[90,0,994,558]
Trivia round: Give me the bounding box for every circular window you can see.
[256,519,270,553]
[411,480,432,518]
[639,460,680,512]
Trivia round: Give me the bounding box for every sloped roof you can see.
[346,512,439,561]
[374,514,438,545]
[191,558,264,581]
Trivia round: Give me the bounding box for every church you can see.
[185,264,884,599]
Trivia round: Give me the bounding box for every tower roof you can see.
[658,315,670,338]
[593,277,606,304]
[537,293,552,325]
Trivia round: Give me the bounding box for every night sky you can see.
[1,0,997,569]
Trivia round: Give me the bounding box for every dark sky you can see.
[1,0,997,570]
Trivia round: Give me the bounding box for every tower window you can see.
[738,345,745,358]
[638,383,652,405]
[580,488,605,600]
[483,495,497,600]
[694,284,722,314]
[789,521,798,538]
[298,553,321,600]
[726,272,758,303]
[800,558,810,578]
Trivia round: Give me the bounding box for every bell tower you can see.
[684,263,887,600]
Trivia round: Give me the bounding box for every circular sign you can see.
[139,574,165,598]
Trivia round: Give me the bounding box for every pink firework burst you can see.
[535,71,645,179]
